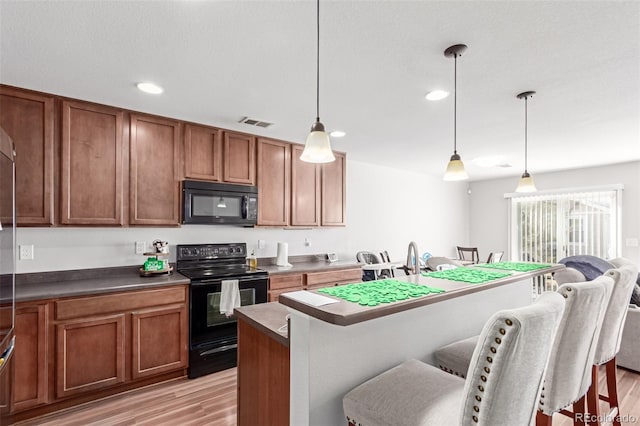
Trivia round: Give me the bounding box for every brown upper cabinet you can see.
[223,131,255,185]
[61,101,125,226]
[321,152,346,226]
[257,138,290,226]
[184,123,222,181]
[0,86,55,225]
[129,114,181,226]
[291,144,321,227]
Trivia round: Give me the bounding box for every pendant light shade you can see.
[515,91,537,193]
[300,0,335,164]
[443,44,469,181]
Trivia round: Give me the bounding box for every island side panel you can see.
[237,318,289,426]
[288,278,532,426]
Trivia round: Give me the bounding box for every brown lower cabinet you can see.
[11,285,188,420]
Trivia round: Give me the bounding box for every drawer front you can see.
[55,286,187,320]
[305,268,362,286]
[269,287,302,302]
[269,274,303,291]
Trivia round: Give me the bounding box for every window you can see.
[507,186,622,263]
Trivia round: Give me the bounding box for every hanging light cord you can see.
[524,96,528,173]
[453,53,458,154]
[315,0,320,123]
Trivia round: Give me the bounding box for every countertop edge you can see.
[279,265,564,326]
[235,302,289,347]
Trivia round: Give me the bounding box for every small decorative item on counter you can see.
[144,257,165,272]
[247,250,257,269]
[153,239,169,254]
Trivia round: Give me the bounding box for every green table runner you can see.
[424,268,511,284]
[317,279,445,306]
[475,262,552,272]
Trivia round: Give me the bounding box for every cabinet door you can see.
[56,314,126,398]
[321,152,346,226]
[257,138,290,226]
[129,114,181,226]
[131,305,188,379]
[0,86,54,225]
[12,304,48,412]
[223,131,255,185]
[184,123,222,181]
[61,101,125,225]
[291,144,321,226]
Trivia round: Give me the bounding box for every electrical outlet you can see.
[257,239,266,249]
[304,237,311,247]
[135,241,146,254]
[19,245,34,260]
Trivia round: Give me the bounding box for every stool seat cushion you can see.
[433,336,478,378]
[343,359,464,426]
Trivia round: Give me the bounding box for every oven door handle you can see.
[200,343,238,356]
[190,275,268,286]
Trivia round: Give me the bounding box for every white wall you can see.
[15,160,470,273]
[469,161,640,265]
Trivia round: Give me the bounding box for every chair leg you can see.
[605,358,622,426]
[536,410,553,426]
[573,395,587,426]
[586,365,601,426]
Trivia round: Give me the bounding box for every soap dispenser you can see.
[247,250,257,269]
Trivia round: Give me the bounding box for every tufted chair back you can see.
[538,275,613,415]
[460,292,565,426]
[593,264,639,364]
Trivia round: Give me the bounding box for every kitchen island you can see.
[275,263,562,426]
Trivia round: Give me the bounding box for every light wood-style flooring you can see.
[14,366,640,426]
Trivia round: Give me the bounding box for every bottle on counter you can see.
[247,250,258,269]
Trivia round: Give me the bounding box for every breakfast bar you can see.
[276,263,563,426]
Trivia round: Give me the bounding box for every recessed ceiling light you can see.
[425,90,449,101]
[471,155,508,168]
[330,130,346,138]
[137,82,164,94]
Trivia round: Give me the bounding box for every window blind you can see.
[509,188,621,263]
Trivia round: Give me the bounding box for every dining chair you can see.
[486,251,504,263]
[356,251,383,281]
[584,260,638,426]
[379,250,395,277]
[457,246,480,264]
[343,292,566,426]
[433,275,613,426]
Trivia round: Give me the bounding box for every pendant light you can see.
[300,0,335,163]
[443,44,469,181]
[515,91,537,192]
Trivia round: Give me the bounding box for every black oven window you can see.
[192,195,241,217]
[206,288,256,327]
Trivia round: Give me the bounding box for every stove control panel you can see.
[177,243,246,261]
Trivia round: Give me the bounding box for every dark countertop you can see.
[235,302,289,346]
[13,266,190,303]
[279,264,564,326]
[260,260,362,276]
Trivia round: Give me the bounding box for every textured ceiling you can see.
[1,0,639,181]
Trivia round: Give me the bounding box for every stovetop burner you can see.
[176,243,267,281]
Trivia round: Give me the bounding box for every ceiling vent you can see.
[238,117,273,128]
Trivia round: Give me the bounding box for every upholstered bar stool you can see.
[433,276,613,426]
[585,261,638,426]
[343,292,565,426]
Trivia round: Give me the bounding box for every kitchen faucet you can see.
[406,241,420,275]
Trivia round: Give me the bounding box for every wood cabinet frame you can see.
[60,100,125,225]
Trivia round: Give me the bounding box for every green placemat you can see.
[317,279,445,306]
[475,262,552,272]
[424,268,511,284]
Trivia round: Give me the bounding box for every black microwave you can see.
[182,180,258,225]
